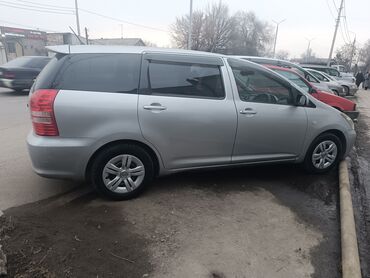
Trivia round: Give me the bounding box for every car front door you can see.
[138,54,237,170]
[227,58,308,163]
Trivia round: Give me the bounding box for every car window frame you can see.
[228,59,295,106]
[51,53,142,94]
[139,54,226,100]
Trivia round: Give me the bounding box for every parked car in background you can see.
[234,56,335,94]
[0,56,51,92]
[306,68,358,96]
[27,45,356,200]
[301,64,355,83]
[265,65,358,120]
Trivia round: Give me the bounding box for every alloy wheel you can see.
[311,140,338,169]
[102,154,145,193]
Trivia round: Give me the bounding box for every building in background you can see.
[46,32,86,46]
[0,26,47,62]
[90,38,145,46]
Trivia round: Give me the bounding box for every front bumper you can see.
[344,110,359,121]
[344,129,356,158]
[0,78,34,90]
[348,87,358,96]
[27,131,94,180]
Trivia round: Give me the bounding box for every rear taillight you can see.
[4,72,15,79]
[30,89,59,136]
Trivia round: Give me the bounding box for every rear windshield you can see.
[4,56,50,69]
[34,53,141,94]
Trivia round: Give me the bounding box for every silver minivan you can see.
[27,45,356,200]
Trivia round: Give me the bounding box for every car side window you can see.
[54,54,141,93]
[144,61,225,99]
[229,61,292,105]
[274,70,310,93]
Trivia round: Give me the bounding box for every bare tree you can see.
[171,10,205,49]
[229,11,273,56]
[335,43,357,70]
[201,2,235,52]
[275,50,290,60]
[171,2,273,55]
[359,40,370,70]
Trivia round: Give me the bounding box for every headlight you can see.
[340,112,355,130]
[351,85,357,89]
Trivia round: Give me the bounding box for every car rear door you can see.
[227,58,308,163]
[138,53,237,170]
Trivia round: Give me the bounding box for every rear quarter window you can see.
[53,53,141,93]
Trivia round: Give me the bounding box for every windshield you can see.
[308,70,330,82]
[273,69,310,93]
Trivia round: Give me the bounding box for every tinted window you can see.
[33,54,67,91]
[229,59,292,105]
[54,54,141,93]
[273,69,310,93]
[328,68,340,77]
[145,61,225,99]
[27,58,51,69]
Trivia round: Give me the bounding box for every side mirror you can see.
[296,95,308,106]
[309,88,317,94]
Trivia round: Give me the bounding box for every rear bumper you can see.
[27,131,93,180]
[0,78,34,90]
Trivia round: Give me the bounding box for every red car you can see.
[265,65,358,120]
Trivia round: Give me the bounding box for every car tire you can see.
[303,133,342,174]
[90,144,154,200]
[342,86,350,96]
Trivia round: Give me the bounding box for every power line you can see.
[79,8,168,32]
[3,0,168,33]
[9,0,74,12]
[0,2,74,15]
[13,0,74,11]
[0,19,64,33]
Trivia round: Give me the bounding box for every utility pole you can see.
[305,37,315,62]
[327,0,344,66]
[272,19,285,58]
[85,27,89,45]
[75,0,81,36]
[187,0,193,50]
[348,35,356,71]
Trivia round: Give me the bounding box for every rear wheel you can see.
[90,144,154,200]
[304,133,342,174]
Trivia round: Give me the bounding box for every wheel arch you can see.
[316,129,347,158]
[85,139,161,181]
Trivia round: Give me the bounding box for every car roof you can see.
[300,64,333,69]
[264,64,295,72]
[46,45,225,58]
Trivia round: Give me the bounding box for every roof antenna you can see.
[69,26,85,45]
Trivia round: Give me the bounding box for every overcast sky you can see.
[0,0,369,58]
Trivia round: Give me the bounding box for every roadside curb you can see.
[339,160,362,278]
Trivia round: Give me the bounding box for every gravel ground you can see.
[0,164,340,278]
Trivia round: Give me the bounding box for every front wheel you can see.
[304,133,342,174]
[90,144,154,200]
[342,86,350,96]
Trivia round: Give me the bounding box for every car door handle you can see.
[143,104,167,111]
[240,108,257,115]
